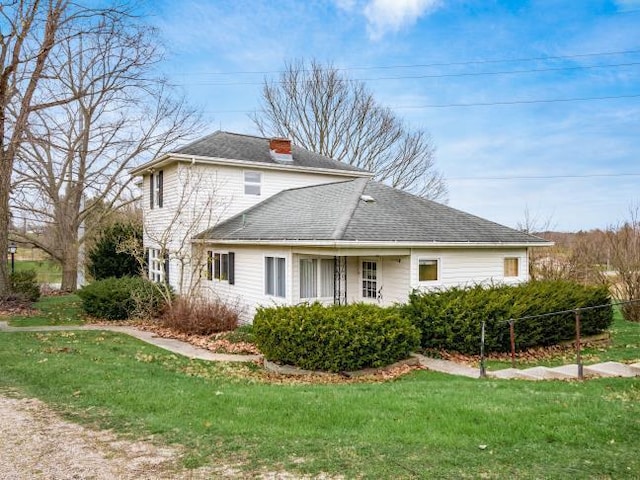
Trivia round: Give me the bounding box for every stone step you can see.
[548,364,600,379]
[628,362,640,374]
[487,368,543,380]
[518,366,575,380]
[584,361,639,378]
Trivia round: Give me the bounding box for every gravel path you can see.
[0,393,216,479]
[0,393,340,479]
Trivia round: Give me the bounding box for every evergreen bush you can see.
[399,280,613,355]
[87,222,142,280]
[9,269,41,302]
[253,302,420,372]
[77,276,167,320]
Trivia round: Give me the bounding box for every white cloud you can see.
[333,0,358,11]
[363,0,441,40]
[614,0,640,9]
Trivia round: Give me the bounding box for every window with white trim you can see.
[265,256,286,297]
[504,257,519,277]
[149,248,164,283]
[244,171,262,196]
[300,258,335,299]
[418,259,439,282]
[362,260,377,299]
[207,251,235,284]
[149,170,163,209]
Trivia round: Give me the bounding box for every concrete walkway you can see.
[412,352,640,381]
[0,321,261,363]
[2,321,639,380]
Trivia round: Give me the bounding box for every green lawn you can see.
[0,329,638,478]
[485,308,640,371]
[13,259,61,284]
[7,294,84,327]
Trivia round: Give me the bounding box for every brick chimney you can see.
[269,137,293,163]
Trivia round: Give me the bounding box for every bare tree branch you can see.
[10,5,202,291]
[251,59,447,201]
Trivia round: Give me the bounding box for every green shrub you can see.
[77,276,168,320]
[399,280,613,355]
[253,302,420,372]
[9,269,40,302]
[87,222,142,280]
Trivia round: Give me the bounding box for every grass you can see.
[485,308,640,371]
[0,328,639,478]
[12,259,62,284]
[7,294,84,327]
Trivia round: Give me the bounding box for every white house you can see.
[131,131,551,322]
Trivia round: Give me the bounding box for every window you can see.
[419,259,439,282]
[299,258,336,299]
[149,248,166,283]
[244,171,262,195]
[300,258,317,298]
[362,261,377,299]
[149,170,163,209]
[207,251,235,284]
[504,257,519,277]
[265,256,286,297]
[320,259,335,297]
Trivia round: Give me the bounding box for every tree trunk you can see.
[0,153,10,295]
[60,240,78,292]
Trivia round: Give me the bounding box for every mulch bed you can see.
[0,299,36,318]
[424,333,612,367]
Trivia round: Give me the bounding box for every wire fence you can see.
[479,298,640,379]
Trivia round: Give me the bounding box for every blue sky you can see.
[145,0,639,232]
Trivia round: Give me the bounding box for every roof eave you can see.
[130,153,373,178]
[192,239,554,248]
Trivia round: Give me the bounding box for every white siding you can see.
[344,255,410,306]
[199,245,293,323]
[199,246,530,323]
[409,247,529,292]
[140,161,356,294]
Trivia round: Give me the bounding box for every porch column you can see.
[333,256,347,305]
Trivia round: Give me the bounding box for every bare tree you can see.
[0,0,69,294]
[10,11,201,291]
[604,207,640,322]
[251,59,447,200]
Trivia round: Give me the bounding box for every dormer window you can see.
[244,171,262,196]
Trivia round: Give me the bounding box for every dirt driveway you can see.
[0,393,339,479]
[0,393,215,479]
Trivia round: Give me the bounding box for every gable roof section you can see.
[195,179,550,245]
[131,131,370,176]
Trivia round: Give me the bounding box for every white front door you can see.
[361,258,382,302]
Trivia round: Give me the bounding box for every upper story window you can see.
[149,170,163,209]
[418,259,439,282]
[504,257,519,277]
[244,171,262,196]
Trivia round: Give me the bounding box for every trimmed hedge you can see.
[77,276,168,320]
[399,280,613,355]
[10,270,40,302]
[253,302,420,372]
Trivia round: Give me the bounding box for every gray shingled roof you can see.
[196,178,548,244]
[173,131,369,174]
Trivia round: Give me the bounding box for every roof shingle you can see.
[196,179,548,245]
[173,131,369,174]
